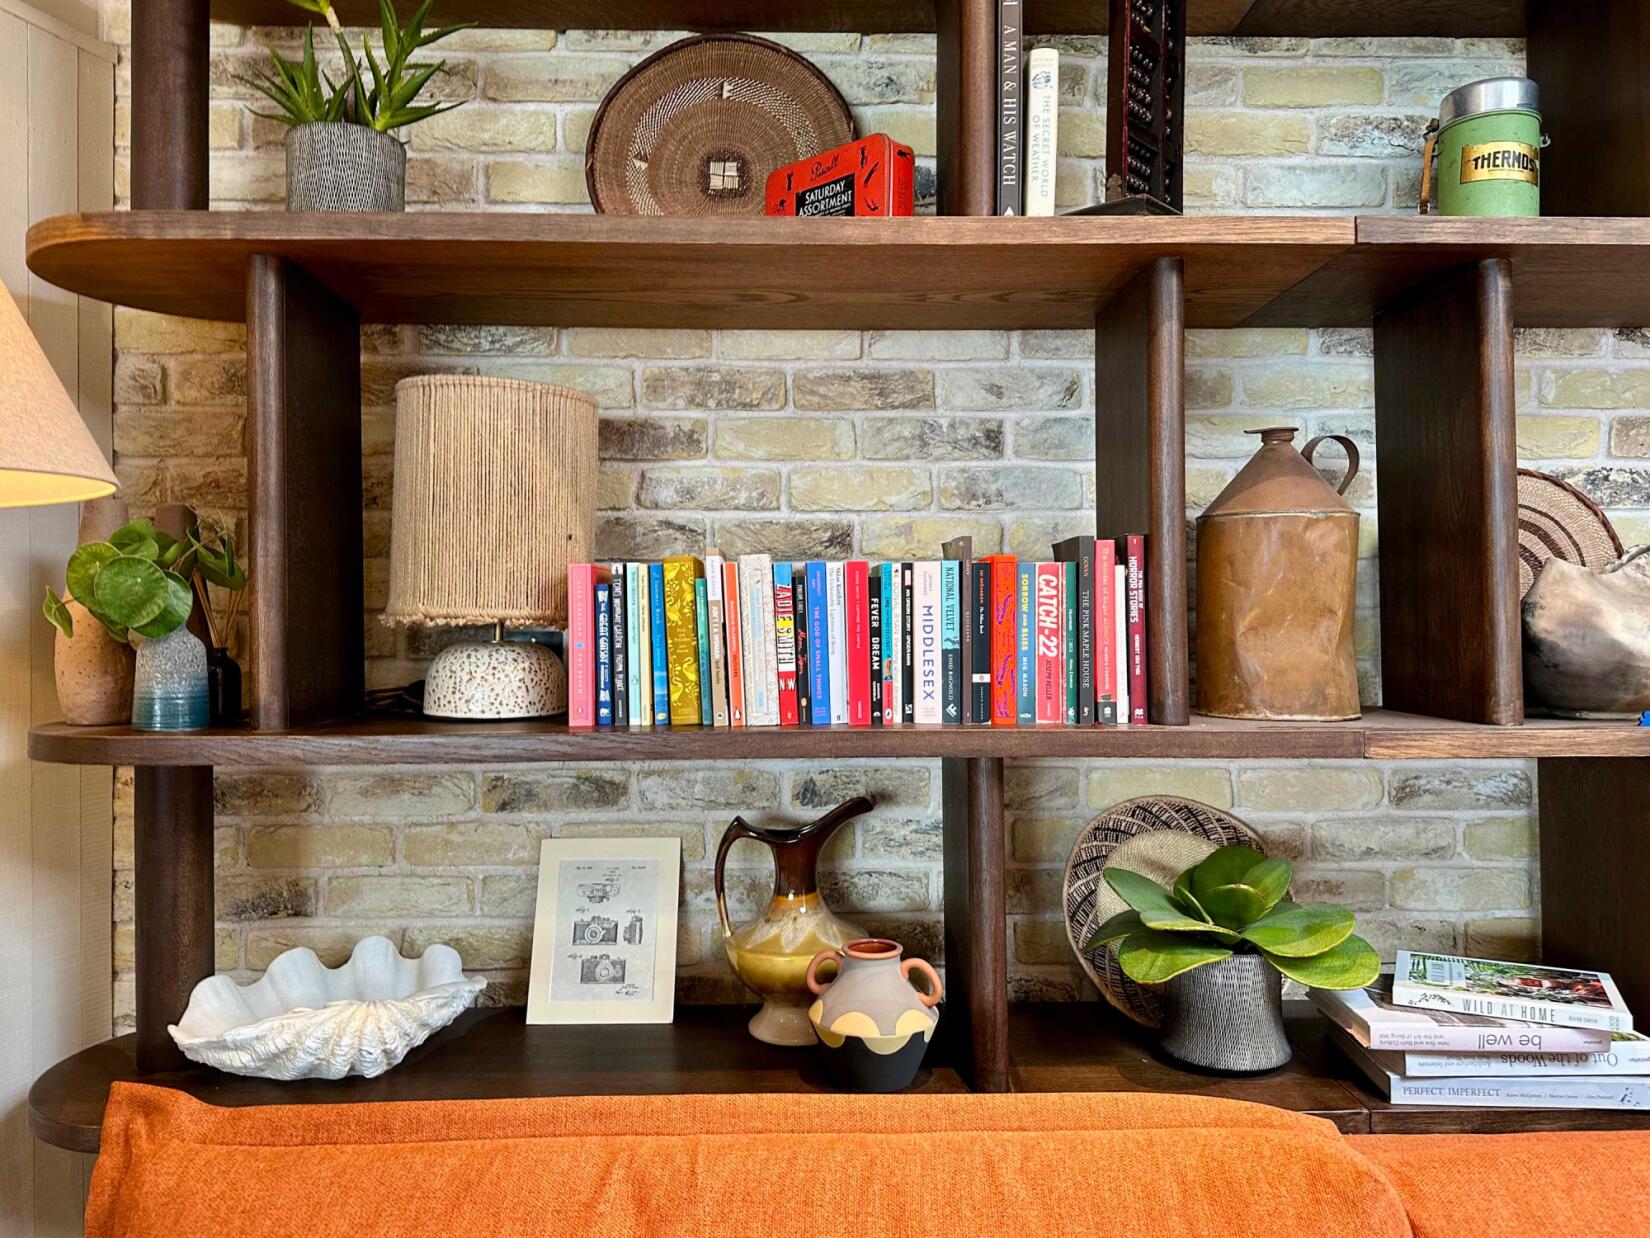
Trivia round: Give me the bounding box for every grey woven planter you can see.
[1156,953,1291,1074]
[285,123,406,212]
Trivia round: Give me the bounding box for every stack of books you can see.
[564,535,1148,729]
[1314,952,1649,1112]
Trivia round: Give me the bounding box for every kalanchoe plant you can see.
[248,0,472,132]
[1084,844,1381,990]
[44,517,247,647]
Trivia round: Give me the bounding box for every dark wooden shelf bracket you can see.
[942,755,1009,1091]
[1373,258,1521,725]
[1096,257,1189,725]
[132,0,208,210]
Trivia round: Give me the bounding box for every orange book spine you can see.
[986,554,1017,726]
[722,560,746,727]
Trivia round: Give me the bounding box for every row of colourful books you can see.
[1312,952,1647,1111]
[564,534,1149,729]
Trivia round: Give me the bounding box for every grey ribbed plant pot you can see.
[1156,953,1291,1074]
[285,123,406,212]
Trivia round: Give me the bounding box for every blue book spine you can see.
[940,560,961,724]
[648,562,669,725]
[805,560,831,723]
[595,582,613,727]
[695,577,713,727]
[1016,561,1036,725]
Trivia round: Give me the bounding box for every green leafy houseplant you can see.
[1084,844,1381,991]
[248,0,472,132]
[44,517,247,647]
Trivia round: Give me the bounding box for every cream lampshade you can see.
[0,279,117,507]
[383,375,597,719]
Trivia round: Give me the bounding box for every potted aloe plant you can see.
[248,0,471,211]
[1086,844,1380,1073]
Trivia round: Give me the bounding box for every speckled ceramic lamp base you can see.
[421,640,566,720]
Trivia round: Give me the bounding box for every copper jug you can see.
[1196,427,1361,721]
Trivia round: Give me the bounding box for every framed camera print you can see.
[525,836,680,1025]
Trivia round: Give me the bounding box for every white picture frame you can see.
[526,836,680,1025]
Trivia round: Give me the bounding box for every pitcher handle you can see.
[806,949,844,996]
[1302,434,1361,496]
[714,815,763,942]
[902,958,944,1008]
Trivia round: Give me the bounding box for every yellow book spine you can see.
[663,556,704,725]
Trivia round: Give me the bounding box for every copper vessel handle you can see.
[1302,434,1360,496]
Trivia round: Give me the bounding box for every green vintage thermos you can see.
[1420,77,1547,217]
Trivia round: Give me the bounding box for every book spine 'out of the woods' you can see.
[1024,46,1057,217]
[987,555,1017,726]
[663,556,703,726]
[705,553,730,729]
[774,562,799,726]
[826,561,848,725]
[1095,540,1118,724]
[694,578,712,727]
[793,565,812,726]
[940,559,962,724]
[1035,561,1063,724]
[806,560,831,725]
[914,561,943,725]
[648,562,669,726]
[594,581,613,727]
[721,559,744,727]
[996,0,1022,215]
[1015,560,1036,726]
[608,564,628,728]
[1121,534,1148,723]
[846,560,871,726]
[567,564,597,728]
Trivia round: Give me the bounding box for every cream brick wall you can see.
[100,5,1650,1024]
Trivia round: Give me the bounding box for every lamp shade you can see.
[383,375,597,630]
[0,280,117,507]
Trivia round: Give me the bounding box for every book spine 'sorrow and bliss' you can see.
[566,541,1148,729]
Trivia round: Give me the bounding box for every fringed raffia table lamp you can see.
[383,376,597,719]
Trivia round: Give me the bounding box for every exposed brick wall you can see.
[101,3,1650,1026]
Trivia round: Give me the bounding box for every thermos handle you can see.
[1418,119,1439,216]
[902,958,944,1007]
[1302,434,1361,496]
[805,949,844,995]
[713,816,762,942]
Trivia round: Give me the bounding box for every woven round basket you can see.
[585,33,854,216]
[1062,796,1267,1029]
[1517,467,1623,599]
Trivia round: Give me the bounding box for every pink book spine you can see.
[1034,562,1063,724]
[567,564,596,728]
[1123,534,1148,724]
[1095,540,1118,724]
[846,560,871,727]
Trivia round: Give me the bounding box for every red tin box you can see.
[764,134,915,217]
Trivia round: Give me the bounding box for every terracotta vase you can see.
[806,938,942,1092]
[54,497,135,726]
[715,797,870,1046]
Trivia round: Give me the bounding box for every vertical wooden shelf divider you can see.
[1539,759,1650,1017]
[935,0,997,216]
[1094,258,1189,725]
[131,0,209,210]
[133,766,214,1071]
[1372,258,1521,725]
[245,255,365,731]
[942,755,1009,1092]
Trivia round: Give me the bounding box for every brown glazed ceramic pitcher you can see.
[1196,427,1361,721]
[716,797,870,1046]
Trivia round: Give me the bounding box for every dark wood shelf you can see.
[25,212,1353,331]
[28,710,1650,768]
[38,1003,1637,1153]
[207,0,1523,37]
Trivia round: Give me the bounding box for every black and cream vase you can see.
[805,939,942,1093]
[1156,953,1291,1074]
[286,123,406,212]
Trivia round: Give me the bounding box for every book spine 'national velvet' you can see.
[940,559,962,724]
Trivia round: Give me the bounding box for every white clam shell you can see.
[168,936,485,1080]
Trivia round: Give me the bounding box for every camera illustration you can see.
[624,914,644,945]
[581,954,625,984]
[573,916,619,945]
[578,879,619,904]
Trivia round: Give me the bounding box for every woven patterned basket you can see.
[1517,467,1624,599]
[586,33,854,216]
[1062,796,1267,1029]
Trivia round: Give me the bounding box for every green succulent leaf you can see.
[1171,868,1211,921]
[132,571,195,639]
[1262,934,1381,990]
[1117,928,1234,985]
[43,588,73,638]
[1199,882,1272,932]
[1190,844,1267,904]
[65,542,118,606]
[1241,904,1356,958]
[1104,868,1239,939]
[1240,856,1292,916]
[90,555,169,628]
[1082,909,1143,953]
